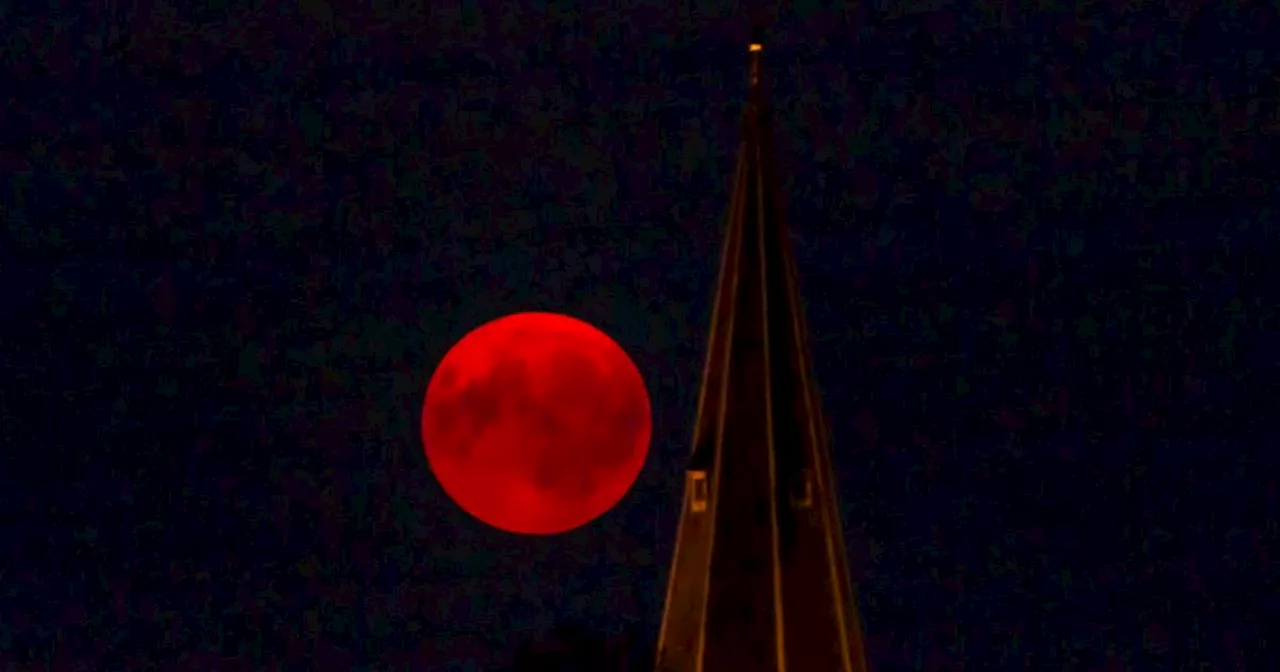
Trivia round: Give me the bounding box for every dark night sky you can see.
[2,2,1278,670]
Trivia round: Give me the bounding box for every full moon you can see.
[421,311,652,535]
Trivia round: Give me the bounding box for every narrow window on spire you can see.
[790,468,813,509]
[689,470,709,512]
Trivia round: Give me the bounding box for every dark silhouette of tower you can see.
[653,30,868,672]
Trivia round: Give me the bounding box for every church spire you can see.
[653,31,868,672]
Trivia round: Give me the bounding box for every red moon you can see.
[421,312,651,535]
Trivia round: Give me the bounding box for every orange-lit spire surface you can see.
[653,30,869,672]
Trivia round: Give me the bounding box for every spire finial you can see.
[747,25,764,93]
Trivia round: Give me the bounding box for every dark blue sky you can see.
[2,2,1277,670]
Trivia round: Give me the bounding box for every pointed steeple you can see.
[654,31,868,672]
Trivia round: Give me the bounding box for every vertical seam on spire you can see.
[757,142,789,672]
[694,141,748,672]
[654,135,748,668]
[784,232,859,672]
[690,153,741,454]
